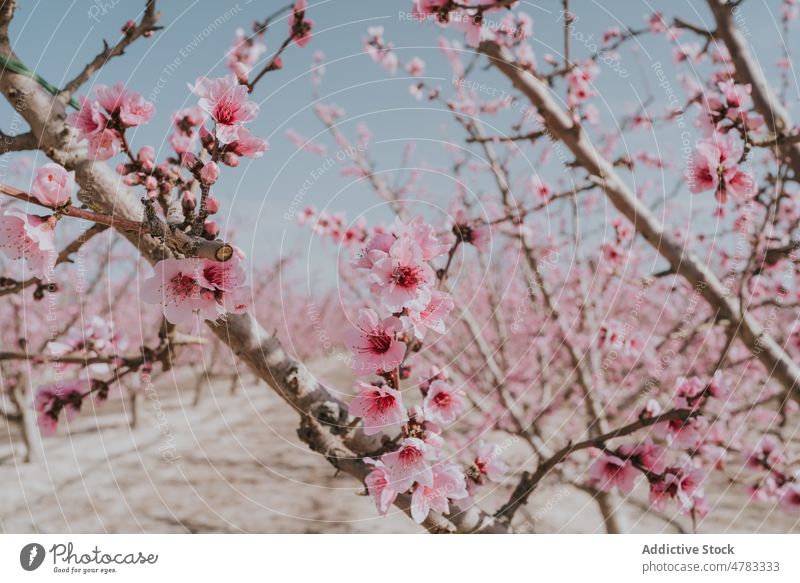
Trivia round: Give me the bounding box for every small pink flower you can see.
[370,236,435,311]
[746,435,783,470]
[119,91,155,126]
[365,459,398,515]
[589,453,638,494]
[349,381,408,435]
[410,463,468,523]
[619,441,666,474]
[406,57,425,77]
[226,28,267,81]
[228,127,269,158]
[141,258,248,326]
[413,0,450,19]
[688,134,754,203]
[381,437,434,492]
[95,83,128,113]
[397,216,449,261]
[32,163,74,207]
[290,0,314,47]
[473,440,509,482]
[343,308,407,375]
[404,289,454,339]
[649,465,705,512]
[67,96,106,138]
[656,414,708,449]
[87,128,122,160]
[190,75,260,144]
[422,379,466,425]
[34,379,86,437]
[453,209,491,251]
[0,209,57,280]
[353,232,394,270]
[780,485,800,512]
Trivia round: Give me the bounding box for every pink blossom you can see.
[0,209,57,280]
[381,437,434,492]
[343,308,407,375]
[290,0,314,47]
[688,134,755,203]
[406,57,425,77]
[92,83,154,126]
[353,232,395,270]
[410,463,468,523]
[349,381,408,435]
[589,453,638,494]
[95,83,127,113]
[473,440,509,482]
[364,459,398,515]
[404,289,454,339]
[649,465,705,512]
[370,236,435,311]
[67,96,106,138]
[190,75,260,144]
[141,258,248,326]
[780,485,800,512]
[453,209,491,251]
[746,435,784,470]
[413,0,449,19]
[34,380,86,437]
[87,128,122,160]
[656,415,708,449]
[226,28,267,81]
[227,127,269,158]
[422,379,466,425]
[31,163,74,207]
[396,216,449,261]
[619,441,666,474]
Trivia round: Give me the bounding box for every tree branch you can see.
[59,0,161,102]
[495,408,697,523]
[0,130,36,153]
[479,40,800,403]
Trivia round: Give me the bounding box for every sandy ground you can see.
[1,361,797,534]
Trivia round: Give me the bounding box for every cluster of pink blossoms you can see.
[589,374,734,516]
[141,256,250,327]
[226,27,267,83]
[342,217,506,523]
[34,379,88,437]
[686,74,763,204]
[68,83,155,160]
[0,163,75,280]
[744,435,800,511]
[140,71,270,324]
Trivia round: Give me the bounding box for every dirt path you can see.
[0,362,796,533]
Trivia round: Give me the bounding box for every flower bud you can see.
[206,196,220,214]
[222,151,240,167]
[204,220,219,238]
[182,190,196,211]
[200,161,220,185]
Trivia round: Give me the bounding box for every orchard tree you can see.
[1,0,799,533]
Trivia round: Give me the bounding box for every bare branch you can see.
[495,408,698,523]
[0,130,36,153]
[59,0,161,101]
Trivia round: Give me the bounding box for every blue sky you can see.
[1,0,796,286]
